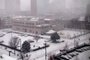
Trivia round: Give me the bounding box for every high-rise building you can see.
[86,4,90,16]
[84,3,90,30]
[30,0,49,16]
[5,0,20,15]
[31,0,37,16]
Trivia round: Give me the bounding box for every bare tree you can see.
[9,36,20,54]
[34,35,40,42]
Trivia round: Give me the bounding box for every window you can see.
[24,29,27,32]
[36,31,38,34]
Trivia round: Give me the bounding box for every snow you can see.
[58,29,89,39]
[30,18,39,21]
[78,16,85,21]
[0,54,17,60]
[36,24,50,27]
[0,32,34,46]
[39,35,50,39]
[46,30,56,34]
[44,18,52,21]
[0,29,90,60]
[0,29,50,50]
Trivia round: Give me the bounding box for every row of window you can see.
[15,27,41,34]
[14,21,44,25]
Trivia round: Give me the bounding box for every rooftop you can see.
[44,18,52,21]
[36,24,51,27]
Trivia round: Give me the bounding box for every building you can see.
[30,0,49,16]
[44,18,67,31]
[0,0,6,16]
[0,18,3,29]
[85,3,90,21]
[31,0,37,16]
[85,3,90,30]
[0,17,12,29]
[12,17,51,35]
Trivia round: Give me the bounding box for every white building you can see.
[12,17,52,35]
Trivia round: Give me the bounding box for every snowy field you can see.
[0,29,90,60]
[58,29,90,39]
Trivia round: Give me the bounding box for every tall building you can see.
[30,0,49,16]
[85,3,90,30]
[86,4,90,16]
[85,3,90,22]
[31,0,37,16]
[5,0,20,15]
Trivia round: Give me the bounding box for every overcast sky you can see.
[20,0,30,11]
[0,0,31,11]
[0,0,90,13]
[0,0,51,11]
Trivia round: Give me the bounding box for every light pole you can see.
[19,39,24,60]
[44,41,47,60]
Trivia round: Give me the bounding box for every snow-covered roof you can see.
[30,18,39,21]
[44,18,52,21]
[78,16,85,21]
[46,30,56,34]
[36,24,50,27]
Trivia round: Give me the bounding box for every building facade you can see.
[31,0,37,16]
[12,17,51,35]
[0,17,12,29]
[30,0,49,16]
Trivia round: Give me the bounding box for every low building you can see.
[44,18,66,31]
[12,17,51,35]
[0,17,12,29]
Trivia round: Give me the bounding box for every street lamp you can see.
[44,41,47,60]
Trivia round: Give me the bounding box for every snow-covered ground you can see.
[58,29,89,39]
[0,54,17,60]
[0,29,90,60]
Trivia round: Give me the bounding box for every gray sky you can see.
[0,0,31,11]
[0,0,90,15]
[0,0,5,9]
[0,0,51,11]
[20,0,30,11]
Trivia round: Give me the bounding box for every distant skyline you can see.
[0,0,89,11]
[0,0,51,11]
[0,0,31,11]
[0,0,90,18]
